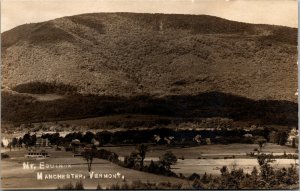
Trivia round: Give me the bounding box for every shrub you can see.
[74,181,84,190]
[96,149,119,162]
[189,173,200,181]
[110,183,120,190]
[96,183,102,190]
[57,181,84,190]
[1,153,9,159]
[159,151,177,170]
[57,182,73,190]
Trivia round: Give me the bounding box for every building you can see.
[70,139,82,153]
[243,133,253,138]
[35,138,50,147]
[1,137,11,147]
[25,150,49,158]
[91,138,100,146]
[193,135,202,143]
[286,128,299,147]
[205,138,211,145]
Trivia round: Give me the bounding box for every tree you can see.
[255,138,267,152]
[201,172,209,184]
[22,133,31,147]
[8,142,12,151]
[95,131,112,145]
[136,144,148,167]
[262,127,271,141]
[82,146,97,172]
[148,160,157,173]
[220,166,229,176]
[11,138,18,148]
[83,131,95,144]
[124,152,141,169]
[257,153,275,187]
[18,138,23,150]
[292,138,296,148]
[277,131,289,145]
[30,134,37,147]
[251,166,258,177]
[159,151,177,170]
[47,133,61,146]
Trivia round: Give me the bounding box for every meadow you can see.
[1,143,297,189]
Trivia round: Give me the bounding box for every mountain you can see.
[1,13,297,102]
[1,13,298,125]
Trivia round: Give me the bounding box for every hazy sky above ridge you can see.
[1,0,298,32]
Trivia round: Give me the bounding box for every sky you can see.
[1,0,298,32]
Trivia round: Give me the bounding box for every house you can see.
[286,128,299,147]
[164,136,175,145]
[205,138,211,145]
[1,137,11,147]
[193,135,202,143]
[153,135,161,143]
[36,137,49,147]
[91,138,100,146]
[243,133,253,138]
[70,139,83,153]
[25,150,49,158]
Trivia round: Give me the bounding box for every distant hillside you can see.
[2,91,297,126]
[1,13,297,102]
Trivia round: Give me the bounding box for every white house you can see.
[1,137,11,147]
[193,135,201,143]
[286,128,299,147]
[243,133,253,138]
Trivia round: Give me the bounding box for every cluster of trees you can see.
[81,144,178,178]
[37,129,253,146]
[57,181,84,190]
[146,151,178,176]
[191,153,299,189]
[269,130,290,146]
[72,152,298,189]
[5,125,290,151]
[69,15,105,34]
[106,180,183,190]
[120,12,297,45]
[58,180,183,190]
[65,128,288,146]
[122,146,177,176]
[29,22,75,44]
[1,153,10,159]
[7,134,36,150]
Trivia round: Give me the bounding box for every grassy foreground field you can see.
[1,150,188,189]
[1,143,298,189]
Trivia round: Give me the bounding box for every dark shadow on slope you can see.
[2,91,297,126]
[12,81,77,94]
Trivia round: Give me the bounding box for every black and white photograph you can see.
[0,0,298,189]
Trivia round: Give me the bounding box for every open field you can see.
[1,149,188,189]
[101,143,297,159]
[172,158,298,176]
[106,143,298,176]
[1,143,298,189]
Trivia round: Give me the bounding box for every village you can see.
[1,107,299,189]
[2,119,299,151]
[1,119,298,165]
